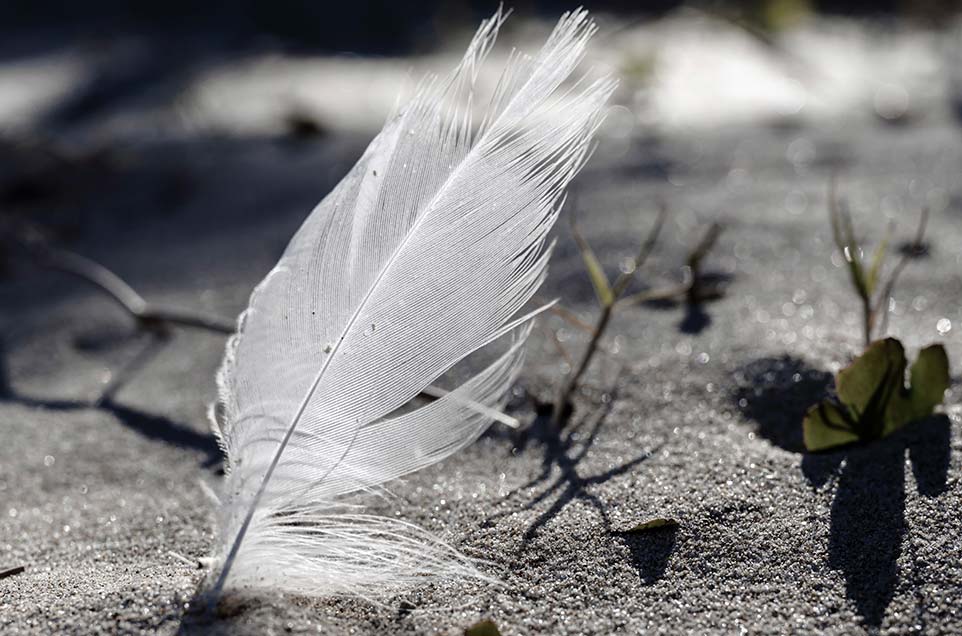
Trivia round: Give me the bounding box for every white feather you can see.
[207,8,614,599]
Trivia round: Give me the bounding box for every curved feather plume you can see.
[208,8,614,599]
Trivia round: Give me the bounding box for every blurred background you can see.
[2,0,961,357]
[2,0,961,214]
[2,0,961,138]
[1,1,960,175]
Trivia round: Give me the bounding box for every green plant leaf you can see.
[835,338,905,440]
[830,199,871,303]
[621,517,679,534]
[571,223,613,307]
[802,401,860,452]
[802,338,950,452]
[465,620,502,636]
[908,344,951,415]
[839,208,869,298]
[885,343,951,435]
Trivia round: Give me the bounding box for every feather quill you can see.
[206,8,614,600]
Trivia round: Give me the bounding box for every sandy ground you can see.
[2,15,962,636]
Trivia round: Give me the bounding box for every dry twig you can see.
[550,208,724,427]
[7,219,233,335]
[551,206,668,426]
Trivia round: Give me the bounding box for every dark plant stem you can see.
[861,294,873,349]
[621,283,690,306]
[685,222,724,306]
[41,246,234,334]
[551,206,669,426]
[15,229,234,335]
[537,297,596,334]
[551,301,615,427]
[3,217,235,406]
[873,207,928,340]
[829,177,877,347]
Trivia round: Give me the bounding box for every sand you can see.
[2,24,962,635]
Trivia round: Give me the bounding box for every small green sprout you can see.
[803,339,949,452]
[827,177,928,347]
[464,619,502,636]
[803,181,949,452]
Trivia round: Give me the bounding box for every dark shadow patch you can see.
[952,94,962,126]
[732,355,834,453]
[177,594,262,635]
[0,336,12,401]
[694,271,733,292]
[637,270,732,335]
[101,398,223,470]
[0,335,88,410]
[827,438,907,629]
[679,303,711,335]
[282,109,330,144]
[814,414,951,629]
[906,414,951,497]
[0,334,222,470]
[637,296,677,311]
[897,240,931,260]
[486,391,662,585]
[615,524,678,585]
[801,451,842,489]
[71,322,141,352]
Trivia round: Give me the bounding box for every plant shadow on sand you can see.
[613,523,678,584]
[732,355,835,453]
[637,271,733,336]
[733,355,952,630]
[0,334,223,469]
[486,392,673,585]
[817,418,950,630]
